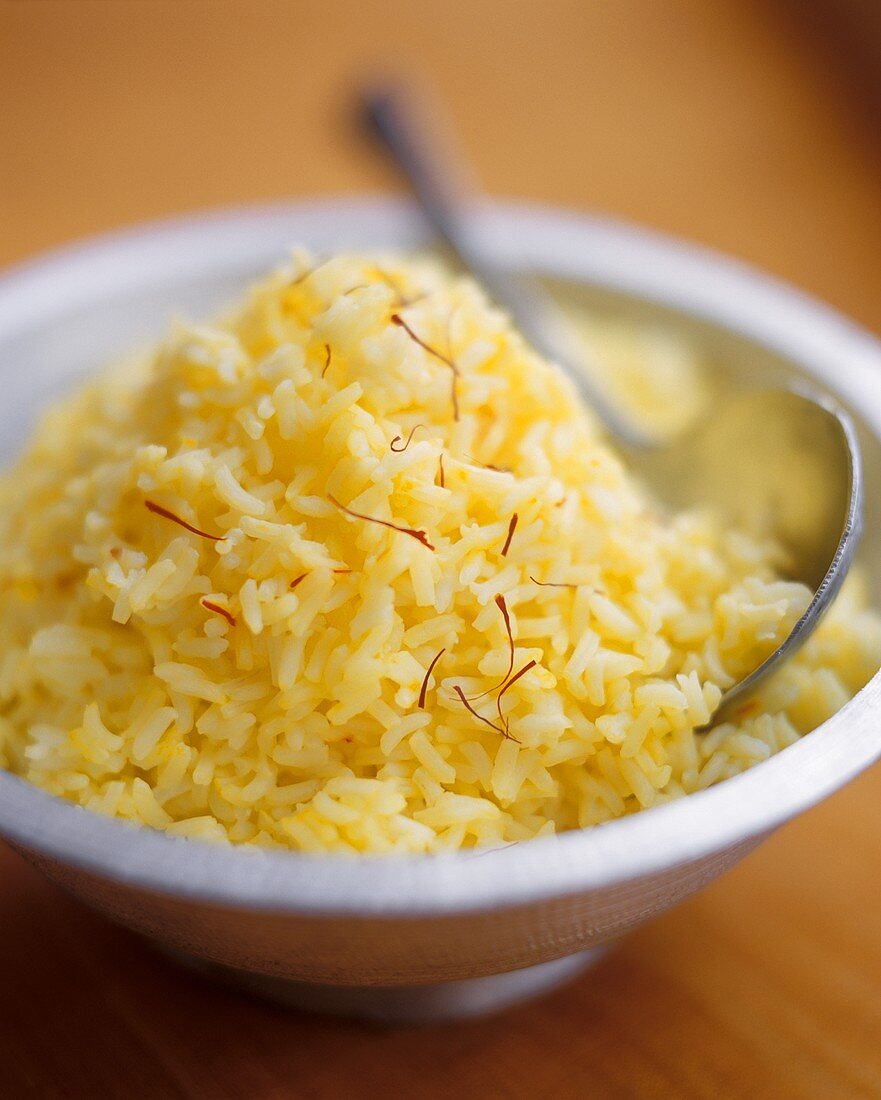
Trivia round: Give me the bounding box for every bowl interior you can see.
[0,197,880,914]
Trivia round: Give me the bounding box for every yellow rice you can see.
[0,251,878,853]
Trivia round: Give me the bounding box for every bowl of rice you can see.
[0,198,879,1022]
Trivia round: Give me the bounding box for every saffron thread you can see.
[530,575,578,589]
[391,313,460,420]
[500,513,518,557]
[200,598,236,627]
[390,425,426,453]
[144,499,223,542]
[328,494,435,551]
[496,659,537,738]
[464,455,513,473]
[469,594,516,701]
[452,685,506,736]
[418,648,446,709]
[376,268,428,308]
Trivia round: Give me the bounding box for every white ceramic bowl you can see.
[1,199,880,1023]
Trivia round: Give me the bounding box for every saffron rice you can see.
[0,252,878,852]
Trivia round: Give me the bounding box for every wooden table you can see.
[2,2,881,1095]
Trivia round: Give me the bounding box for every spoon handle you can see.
[361,87,647,447]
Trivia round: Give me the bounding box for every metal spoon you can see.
[360,87,863,721]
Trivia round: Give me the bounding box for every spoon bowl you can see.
[625,385,862,716]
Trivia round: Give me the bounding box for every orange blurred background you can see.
[4,0,881,326]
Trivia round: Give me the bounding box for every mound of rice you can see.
[0,252,878,853]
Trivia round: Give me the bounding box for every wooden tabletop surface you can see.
[3,2,881,1096]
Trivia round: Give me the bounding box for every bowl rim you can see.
[1,194,880,916]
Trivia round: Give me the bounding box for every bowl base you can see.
[162,947,604,1024]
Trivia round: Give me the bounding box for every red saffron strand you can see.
[496,659,537,737]
[496,595,515,683]
[530,575,578,589]
[289,573,308,590]
[328,494,435,551]
[390,313,454,366]
[390,424,426,453]
[464,455,513,474]
[200,598,236,627]
[391,313,460,420]
[376,269,429,307]
[452,685,506,736]
[418,648,446,709]
[321,343,332,377]
[469,594,516,701]
[332,568,353,574]
[144,499,223,542]
[376,268,411,306]
[500,513,518,557]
